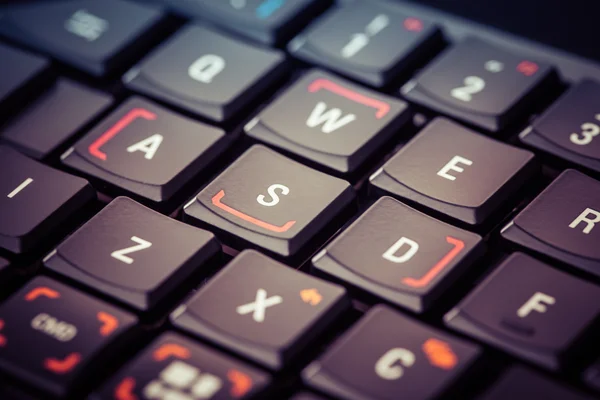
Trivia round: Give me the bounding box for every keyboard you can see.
[1,0,600,399]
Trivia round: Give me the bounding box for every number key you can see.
[401,37,557,131]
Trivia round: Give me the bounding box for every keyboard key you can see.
[401,37,557,131]
[148,0,324,45]
[92,332,271,400]
[313,197,483,313]
[172,250,349,370]
[520,79,600,174]
[62,97,229,204]
[44,197,220,311]
[303,305,480,400]
[245,70,409,174]
[445,253,600,370]
[501,170,600,277]
[370,118,537,225]
[289,1,441,87]
[0,0,165,76]
[0,44,50,112]
[183,145,355,258]
[0,276,137,397]
[1,79,112,160]
[480,367,592,400]
[125,24,285,123]
[0,146,95,254]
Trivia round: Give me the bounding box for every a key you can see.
[520,79,600,174]
[302,305,480,400]
[501,169,600,277]
[44,197,220,311]
[125,23,286,123]
[370,118,537,225]
[92,332,271,400]
[401,37,557,131]
[62,97,230,205]
[289,1,441,87]
[172,250,349,370]
[445,253,600,370]
[183,145,355,258]
[245,70,409,174]
[0,44,50,114]
[313,197,483,313]
[480,367,592,400]
[0,0,165,76]
[146,0,325,45]
[1,79,112,160]
[0,146,95,254]
[0,276,137,397]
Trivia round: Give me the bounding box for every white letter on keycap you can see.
[517,292,555,318]
[569,208,600,234]
[126,134,164,160]
[382,237,419,264]
[375,348,415,380]
[188,54,226,84]
[437,155,473,181]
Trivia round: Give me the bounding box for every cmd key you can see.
[0,0,165,76]
[45,197,220,311]
[401,37,557,131]
[501,169,600,277]
[0,145,95,254]
[0,276,137,397]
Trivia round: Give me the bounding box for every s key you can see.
[184,145,355,258]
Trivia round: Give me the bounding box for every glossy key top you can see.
[401,37,557,131]
[45,197,220,311]
[501,169,600,277]
[0,276,137,397]
[93,332,271,400]
[0,146,95,254]
[445,253,600,370]
[303,305,480,400]
[370,118,537,225]
[0,0,165,76]
[125,23,286,123]
[172,250,349,370]
[183,145,355,258]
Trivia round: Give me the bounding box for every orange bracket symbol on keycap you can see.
[422,338,458,370]
[227,369,253,398]
[115,376,138,400]
[44,352,82,374]
[152,343,191,362]
[300,288,322,306]
[25,287,60,302]
[97,311,119,337]
[402,236,465,288]
[0,319,6,347]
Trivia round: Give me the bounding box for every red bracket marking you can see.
[422,338,458,370]
[88,108,157,161]
[44,352,81,374]
[402,236,465,288]
[0,320,6,347]
[212,190,297,233]
[25,287,60,302]
[97,311,119,337]
[152,343,191,362]
[516,61,539,76]
[115,377,138,400]
[308,79,390,119]
[227,369,253,398]
[403,17,424,32]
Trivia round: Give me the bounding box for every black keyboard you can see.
[1,0,600,399]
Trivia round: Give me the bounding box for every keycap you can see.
[172,250,349,370]
[501,169,600,277]
[125,24,285,123]
[289,1,441,87]
[62,97,230,204]
[0,0,165,76]
[313,197,483,313]
[92,332,271,400]
[183,145,355,258]
[147,0,324,45]
[0,44,50,113]
[1,79,112,160]
[44,197,220,311]
[0,276,137,397]
[480,367,592,400]
[370,118,537,225]
[401,37,557,131]
[245,70,409,174]
[520,79,600,174]
[303,305,480,400]
[0,145,95,254]
[445,253,600,370]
